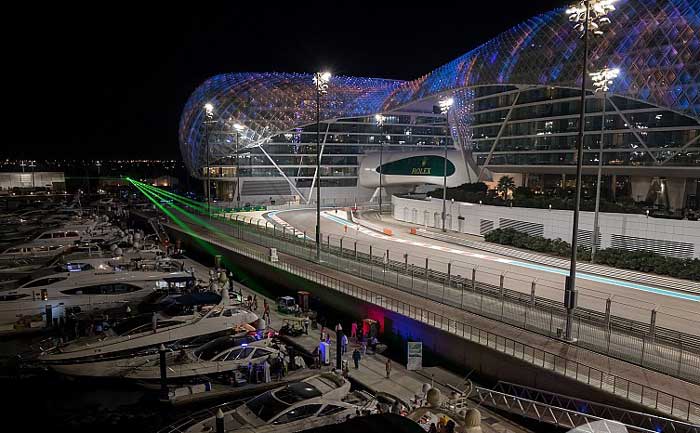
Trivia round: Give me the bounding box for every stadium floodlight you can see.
[232,123,246,208]
[563,0,616,342]
[313,71,331,261]
[438,97,454,115]
[203,103,215,218]
[567,0,616,36]
[313,71,331,95]
[438,97,454,232]
[590,67,620,93]
[375,114,387,216]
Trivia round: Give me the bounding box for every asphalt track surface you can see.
[272,208,699,336]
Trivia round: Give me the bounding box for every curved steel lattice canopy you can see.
[180,0,700,175]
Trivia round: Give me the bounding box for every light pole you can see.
[204,103,214,218]
[29,160,36,189]
[590,67,619,263]
[375,114,386,216]
[438,97,454,232]
[313,71,331,261]
[564,0,616,341]
[233,123,245,209]
[95,160,101,216]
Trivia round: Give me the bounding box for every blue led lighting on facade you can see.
[180,0,699,182]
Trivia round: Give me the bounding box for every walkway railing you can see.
[217,210,700,385]
[159,211,700,423]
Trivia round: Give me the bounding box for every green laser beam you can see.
[131,179,211,212]
[128,178,241,271]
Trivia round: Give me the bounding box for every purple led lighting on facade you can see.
[180,0,699,175]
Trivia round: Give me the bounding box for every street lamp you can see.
[438,97,454,233]
[204,103,215,218]
[233,123,245,209]
[375,114,386,217]
[590,67,619,263]
[29,160,36,189]
[313,71,331,261]
[564,0,616,341]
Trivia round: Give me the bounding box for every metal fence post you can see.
[649,309,657,342]
[530,281,536,306]
[425,257,430,293]
[445,262,451,302]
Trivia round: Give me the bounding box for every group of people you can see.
[241,352,286,385]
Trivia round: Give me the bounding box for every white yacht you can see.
[0,243,73,262]
[39,301,258,365]
[30,218,122,246]
[179,373,372,433]
[0,270,195,326]
[123,338,280,381]
[46,332,256,378]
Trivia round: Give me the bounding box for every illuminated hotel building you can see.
[180,0,699,209]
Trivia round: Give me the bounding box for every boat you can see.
[173,372,375,433]
[0,242,74,262]
[46,331,257,378]
[0,269,196,327]
[38,300,258,365]
[123,337,283,381]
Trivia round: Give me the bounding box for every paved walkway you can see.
[152,213,700,422]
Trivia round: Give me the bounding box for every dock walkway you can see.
[181,257,532,433]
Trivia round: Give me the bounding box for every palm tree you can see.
[497,175,516,199]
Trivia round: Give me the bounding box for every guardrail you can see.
[158,211,700,423]
[414,228,700,295]
[213,210,700,385]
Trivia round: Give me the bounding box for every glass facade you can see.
[180,0,699,198]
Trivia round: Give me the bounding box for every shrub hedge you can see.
[484,228,700,281]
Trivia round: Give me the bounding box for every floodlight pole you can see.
[565,1,590,342]
[235,130,241,209]
[316,85,322,261]
[591,93,606,263]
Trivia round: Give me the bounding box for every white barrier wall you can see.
[392,196,700,259]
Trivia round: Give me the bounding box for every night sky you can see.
[6,1,565,160]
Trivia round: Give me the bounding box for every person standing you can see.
[263,358,271,383]
[303,316,310,335]
[351,322,358,339]
[341,333,348,354]
[253,294,258,311]
[385,358,391,378]
[262,300,271,325]
[352,348,361,369]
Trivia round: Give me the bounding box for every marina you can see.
[4,1,700,431]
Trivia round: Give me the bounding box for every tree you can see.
[497,176,516,199]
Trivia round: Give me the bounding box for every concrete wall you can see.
[392,195,700,259]
[0,172,65,190]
